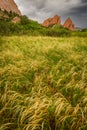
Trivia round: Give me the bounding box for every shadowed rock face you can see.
[0,0,21,15]
[63,18,75,30]
[42,15,61,27]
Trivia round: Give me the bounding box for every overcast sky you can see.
[14,0,87,28]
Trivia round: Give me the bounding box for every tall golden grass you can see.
[0,36,87,130]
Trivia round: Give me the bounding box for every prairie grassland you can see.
[0,36,87,130]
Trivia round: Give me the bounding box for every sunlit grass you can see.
[0,36,87,130]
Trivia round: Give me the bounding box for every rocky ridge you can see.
[42,15,75,30]
[42,15,61,27]
[0,0,21,15]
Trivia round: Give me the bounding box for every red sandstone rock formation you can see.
[42,15,61,27]
[63,17,75,30]
[0,0,21,15]
[12,16,21,23]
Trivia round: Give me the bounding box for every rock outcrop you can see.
[0,0,21,15]
[42,15,75,30]
[63,18,74,30]
[12,16,21,23]
[42,15,61,27]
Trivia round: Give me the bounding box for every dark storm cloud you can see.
[14,0,87,28]
[71,4,87,15]
[81,0,87,3]
[68,2,87,27]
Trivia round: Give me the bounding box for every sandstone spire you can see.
[0,0,21,15]
[63,17,75,30]
[42,15,61,27]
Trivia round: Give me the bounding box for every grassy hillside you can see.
[0,36,87,130]
[0,10,87,37]
[0,15,71,36]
